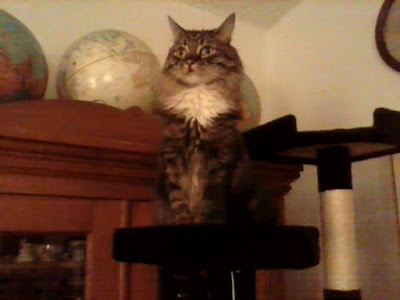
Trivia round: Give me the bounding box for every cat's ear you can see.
[168,15,185,40]
[216,13,235,44]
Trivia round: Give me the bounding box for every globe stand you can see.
[244,107,400,300]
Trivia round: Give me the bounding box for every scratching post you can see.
[317,147,361,300]
[243,107,400,300]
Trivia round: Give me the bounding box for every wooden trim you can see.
[119,200,131,300]
[85,201,121,300]
[0,100,162,153]
[0,135,159,163]
[0,144,157,180]
[0,172,155,200]
[0,195,92,232]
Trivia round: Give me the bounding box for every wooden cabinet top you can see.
[0,100,162,154]
[0,100,162,200]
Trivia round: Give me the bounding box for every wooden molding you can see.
[0,100,161,200]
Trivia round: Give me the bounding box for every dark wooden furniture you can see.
[0,100,161,300]
[0,99,303,300]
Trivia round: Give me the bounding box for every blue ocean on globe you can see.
[0,9,48,102]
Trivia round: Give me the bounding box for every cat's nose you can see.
[186,59,195,66]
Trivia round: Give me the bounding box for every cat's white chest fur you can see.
[165,86,231,127]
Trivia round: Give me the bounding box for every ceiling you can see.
[178,0,303,29]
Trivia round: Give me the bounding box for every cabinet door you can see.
[0,234,86,300]
[0,196,125,300]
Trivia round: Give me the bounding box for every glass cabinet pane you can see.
[0,233,86,300]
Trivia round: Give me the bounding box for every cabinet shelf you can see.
[0,261,84,280]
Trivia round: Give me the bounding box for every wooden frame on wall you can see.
[376,0,400,72]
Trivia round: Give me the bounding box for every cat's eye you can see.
[174,47,187,59]
[200,46,215,58]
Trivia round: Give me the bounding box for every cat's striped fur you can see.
[154,13,245,224]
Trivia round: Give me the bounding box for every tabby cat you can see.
[154,13,250,224]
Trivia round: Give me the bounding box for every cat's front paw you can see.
[193,216,224,224]
[173,215,193,224]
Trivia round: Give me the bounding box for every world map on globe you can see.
[0,9,48,102]
[239,74,261,131]
[56,29,161,111]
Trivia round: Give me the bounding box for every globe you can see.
[56,29,161,111]
[0,9,48,102]
[238,74,261,131]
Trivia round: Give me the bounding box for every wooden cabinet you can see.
[0,99,301,300]
[0,100,161,300]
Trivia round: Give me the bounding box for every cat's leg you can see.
[165,161,192,224]
[229,149,257,224]
[193,136,242,224]
[168,188,192,224]
[193,181,229,223]
[192,153,235,224]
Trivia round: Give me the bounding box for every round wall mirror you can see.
[376,0,400,71]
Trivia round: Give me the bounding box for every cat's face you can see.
[163,14,242,86]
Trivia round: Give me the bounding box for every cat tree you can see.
[243,107,400,300]
[114,107,400,300]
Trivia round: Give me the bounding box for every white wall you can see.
[263,1,400,299]
[262,0,400,130]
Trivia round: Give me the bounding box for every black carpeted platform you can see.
[113,224,319,271]
[243,107,400,164]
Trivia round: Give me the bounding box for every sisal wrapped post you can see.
[317,146,362,300]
